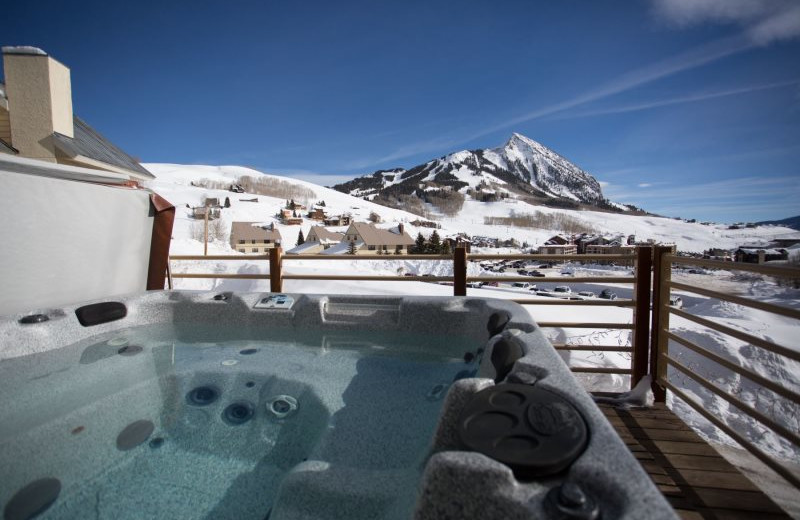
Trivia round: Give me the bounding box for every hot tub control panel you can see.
[255,294,295,310]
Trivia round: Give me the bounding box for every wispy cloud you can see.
[357,33,757,169]
[638,183,653,188]
[651,0,800,44]
[549,79,800,120]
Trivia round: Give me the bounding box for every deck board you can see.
[598,403,791,519]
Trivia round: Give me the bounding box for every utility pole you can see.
[204,209,209,256]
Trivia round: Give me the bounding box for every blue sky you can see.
[2,0,798,223]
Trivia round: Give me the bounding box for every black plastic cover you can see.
[75,302,127,327]
[486,311,511,337]
[457,383,589,479]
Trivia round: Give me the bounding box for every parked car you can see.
[530,270,545,277]
[538,264,552,269]
[512,282,531,289]
[485,281,499,287]
[553,286,571,293]
[669,296,683,308]
[561,270,574,276]
[528,284,539,291]
[578,291,595,298]
[517,269,529,275]
[599,289,617,300]
[467,281,485,288]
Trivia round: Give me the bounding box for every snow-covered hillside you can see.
[334,133,605,205]
[144,163,794,255]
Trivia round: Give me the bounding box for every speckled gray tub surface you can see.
[0,291,676,520]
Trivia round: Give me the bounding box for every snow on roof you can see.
[286,241,321,254]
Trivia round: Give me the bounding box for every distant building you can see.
[192,206,221,220]
[323,214,352,227]
[341,222,414,254]
[444,233,472,253]
[280,208,303,225]
[0,46,153,182]
[538,244,577,255]
[308,207,326,220]
[287,226,344,255]
[230,222,282,254]
[735,248,787,264]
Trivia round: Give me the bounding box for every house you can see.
[0,46,153,182]
[192,206,221,220]
[308,207,326,220]
[230,222,282,253]
[735,248,787,264]
[772,233,800,249]
[537,244,577,255]
[341,222,414,254]
[323,214,352,227]
[280,208,303,225]
[287,226,344,255]
[444,233,472,253]
[544,234,571,246]
[204,197,220,208]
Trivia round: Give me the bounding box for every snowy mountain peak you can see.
[334,132,607,209]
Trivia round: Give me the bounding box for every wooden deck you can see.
[599,403,791,519]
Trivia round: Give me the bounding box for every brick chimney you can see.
[398,223,405,235]
[2,46,73,162]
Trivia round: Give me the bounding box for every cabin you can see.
[308,207,326,220]
[280,208,303,225]
[230,222,282,254]
[341,222,414,255]
[191,206,221,220]
[0,46,153,183]
[323,214,352,227]
[444,233,472,253]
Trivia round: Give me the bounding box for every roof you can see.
[231,222,282,242]
[348,222,414,246]
[52,117,153,178]
[309,226,344,243]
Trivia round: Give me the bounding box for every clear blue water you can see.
[0,325,480,519]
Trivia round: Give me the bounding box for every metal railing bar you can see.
[284,254,452,261]
[171,273,271,280]
[511,298,635,306]
[468,276,635,283]
[469,253,635,261]
[669,255,800,279]
[666,331,800,404]
[570,367,633,374]
[670,307,800,362]
[170,254,270,260]
[537,322,634,329]
[669,281,800,321]
[664,354,800,448]
[282,274,451,282]
[664,381,800,489]
[554,345,633,352]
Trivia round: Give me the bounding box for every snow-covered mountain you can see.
[334,133,607,207]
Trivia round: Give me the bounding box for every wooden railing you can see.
[169,247,652,388]
[169,245,800,489]
[650,246,800,489]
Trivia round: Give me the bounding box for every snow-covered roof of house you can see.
[308,226,344,243]
[230,222,282,242]
[737,248,785,255]
[52,117,153,178]
[286,241,322,255]
[348,222,414,246]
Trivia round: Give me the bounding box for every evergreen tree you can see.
[441,240,451,255]
[347,240,357,255]
[413,232,426,254]
[296,230,305,246]
[428,230,442,254]
[224,196,231,208]
[285,199,290,209]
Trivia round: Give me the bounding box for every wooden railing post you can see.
[269,247,283,292]
[631,246,652,390]
[650,246,671,402]
[454,246,467,296]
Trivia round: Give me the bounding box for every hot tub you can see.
[0,292,675,520]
